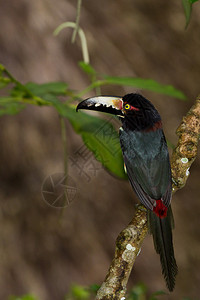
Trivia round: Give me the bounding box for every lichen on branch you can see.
[171,95,200,192]
[96,205,147,300]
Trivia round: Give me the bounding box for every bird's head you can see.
[76,93,161,131]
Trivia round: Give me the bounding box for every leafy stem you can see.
[3,67,34,98]
[71,0,82,43]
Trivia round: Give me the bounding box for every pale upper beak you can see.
[76,96,124,117]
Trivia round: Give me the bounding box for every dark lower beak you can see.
[76,96,124,116]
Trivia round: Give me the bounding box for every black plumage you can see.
[77,93,178,291]
[119,94,177,291]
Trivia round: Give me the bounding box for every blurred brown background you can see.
[0,0,200,299]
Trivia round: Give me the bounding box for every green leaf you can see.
[25,82,68,97]
[182,0,199,28]
[151,290,166,296]
[149,290,167,300]
[0,66,69,112]
[128,283,147,300]
[182,0,192,28]
[0,77,11,89]
[79,61,96,76]
[0,64,5,71]
[10,86,29,98]
[103,76,186,100]
[190,0,199,4]
[88,284,100,293]
[10,81,68,106]
[0,81,7,89]
[8,295,38,300]
[0,98,25,116]
[57,104,126,179]
[70,285,90,300]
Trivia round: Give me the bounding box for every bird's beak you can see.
[76,96,124,117]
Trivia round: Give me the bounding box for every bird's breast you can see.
[119,129,165,160]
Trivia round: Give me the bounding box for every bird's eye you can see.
[124,104,131,110]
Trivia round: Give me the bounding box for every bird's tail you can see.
[148,206,178,291]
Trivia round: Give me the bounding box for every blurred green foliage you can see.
[182,0,199,28]
[0,62,186,179]
[8,283,195,300]
[8,295,38,300]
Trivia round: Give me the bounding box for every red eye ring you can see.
[130,106,139,111]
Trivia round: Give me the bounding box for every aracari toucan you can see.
[76,93,178,291]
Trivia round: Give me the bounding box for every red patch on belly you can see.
[153,199,168,218]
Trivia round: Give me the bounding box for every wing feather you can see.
[120,128,171,209]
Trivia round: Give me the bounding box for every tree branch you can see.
[96,95,200,300]
[171,95,200,192]
[96,205,148,300]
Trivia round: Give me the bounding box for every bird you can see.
[76,93,178,291]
